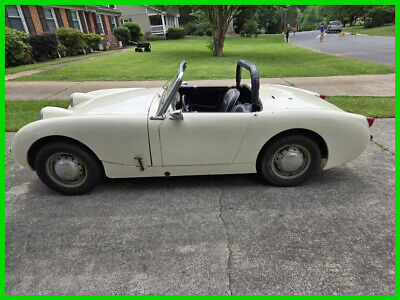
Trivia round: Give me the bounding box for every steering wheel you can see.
[181,95,189,112]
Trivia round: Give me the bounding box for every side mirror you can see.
[169,109,183,120]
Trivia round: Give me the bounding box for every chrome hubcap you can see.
[46,153,87,188]
[272,145,311,179]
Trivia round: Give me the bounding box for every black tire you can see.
[34,141,104,195]
[257,135,321,187]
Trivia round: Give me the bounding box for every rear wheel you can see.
[34,142,104,195]
[257,135,321,186]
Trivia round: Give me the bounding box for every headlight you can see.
[70,94,74,107]
[39,108,44,119]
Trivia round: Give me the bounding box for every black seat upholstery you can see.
[231,103,252,112]
[219,88,240,112]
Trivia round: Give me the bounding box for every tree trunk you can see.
[201,5,240,57]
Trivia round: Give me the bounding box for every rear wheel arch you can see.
[256,128,328,172]
[27,135,104,173]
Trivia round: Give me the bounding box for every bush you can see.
[29,32,58,61]
[84,33,102,50]
[206,39,217,55]
[56,27,86,55]
[112,26,130,46]
[243,19,258,36]
[143,31,164,41]
[5,27,31,67]
[206,28,212,36]
[56,43,68,57]
[122,22,141,42]
[166,27,185,39]
[184,22,198,35]
[364,6,395,28]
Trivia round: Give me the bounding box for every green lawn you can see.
[5,96,394,131]
[5,50,122,75]
[14,35,394,82]
[344,25,395,37]
[5,100,69,132]
[326,96,395,118]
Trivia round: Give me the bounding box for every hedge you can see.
[113,26,131,46]
[84,33,102,50]
[122,22,141,42]
[29,32,59,61]
[5,27,31,67]
[56,27,86,56]
[166,27,185,40]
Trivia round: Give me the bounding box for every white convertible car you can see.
[11,60,374,195]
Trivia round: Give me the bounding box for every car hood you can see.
[40,88,161,120]
[259,84,342,112]
[70,87,160,116]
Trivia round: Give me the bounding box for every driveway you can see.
[290,31,395,66]
[5,119,395,295]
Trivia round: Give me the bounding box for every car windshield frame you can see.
[153,61,186,119]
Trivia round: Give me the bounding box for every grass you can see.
[5,50,122,75]
[5,96,394,132]
[5,100,69,132]
[14,35,394,82]
[344,25,395,37]
[326,96,395,118]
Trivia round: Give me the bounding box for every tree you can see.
[200,5,241,56]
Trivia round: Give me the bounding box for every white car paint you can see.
[11,83,370,179]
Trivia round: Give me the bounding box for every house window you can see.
[70,10,82,31]
[6,5,28,33]
[43,7,58,32]
[96,14,104,34]
[110,16,116,31]
[108,5,116,9]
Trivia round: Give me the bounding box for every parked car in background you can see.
[326,21,343,33]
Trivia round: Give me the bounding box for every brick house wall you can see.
[5,5,121,49]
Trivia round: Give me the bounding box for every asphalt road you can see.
[290,31,395,66]
[5,119,395,295]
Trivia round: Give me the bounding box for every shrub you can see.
[243,19,258,36]
[29,32,58,61]
[143,31,164,41]
[364,6,395,28]
[166,27,185,40]
[206,28,212,36]
[184,22,198,35]
[206,39,217,55]
[5,27,31,67]
[56,27,86,55]
[84,33,102,50]
[56,43,68,57]
[122,22,141,42]
[112,26,130,46]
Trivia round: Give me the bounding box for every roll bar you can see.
[236,60,260,106]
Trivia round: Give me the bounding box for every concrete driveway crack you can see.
[218,190,234,295]
[372,140,395,156]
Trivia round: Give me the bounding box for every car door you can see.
[158,112,251,166]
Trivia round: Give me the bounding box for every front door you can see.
[158,112,251,166]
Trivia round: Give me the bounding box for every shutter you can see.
[5,6,11,28]
[36,6,49,32]
[108,15,113,32]
[53,7,63,27]
[92,12,99,34]
[101,14,108,35]
[78,11,88,33]
[65,9,73,28]
[21,5,36,34]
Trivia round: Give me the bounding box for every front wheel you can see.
[34,142,104,195]
[257,135,321,186]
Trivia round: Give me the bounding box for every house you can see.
[117,5,180,37]
[5,5,122,48]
